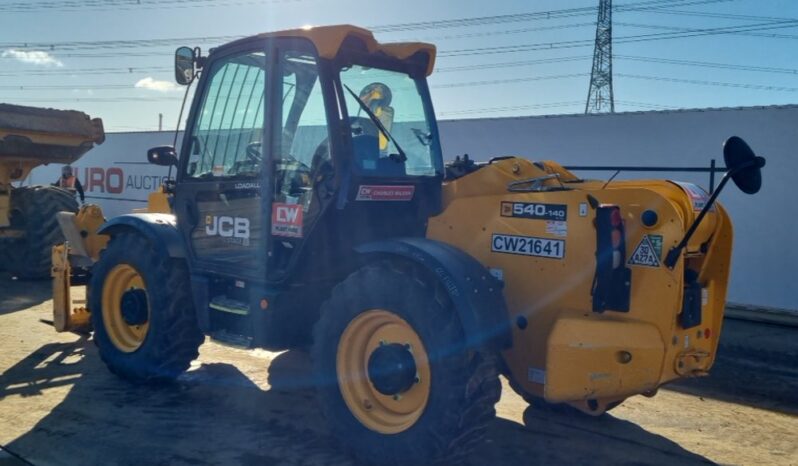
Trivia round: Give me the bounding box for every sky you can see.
[0,0,796,132]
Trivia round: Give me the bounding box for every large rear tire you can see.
[89,232,203,383]
[5,185,78,279]
[312,261,501,465]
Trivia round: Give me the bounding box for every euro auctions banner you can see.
[27,131,182,218]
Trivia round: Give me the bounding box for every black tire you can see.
[312,261,501,465]
[89,232,204,383]
[5,185,78,278]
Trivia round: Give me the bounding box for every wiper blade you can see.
[343,84,407,163]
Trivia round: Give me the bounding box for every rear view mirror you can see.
[148,146,178,167]
[723,136,766,195]
[175,47,195,85]
[665,136,766,268]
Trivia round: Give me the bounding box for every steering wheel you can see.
[275,160,312,198]
[349,116,379,138]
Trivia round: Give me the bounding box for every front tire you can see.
[312,261,500,465]
[89,232,203,383]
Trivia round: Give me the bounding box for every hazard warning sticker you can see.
[628,235,661,267]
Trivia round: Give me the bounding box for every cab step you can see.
[209,295,249,315]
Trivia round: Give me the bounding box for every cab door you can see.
[174,45,272,280]
[265,40,337,280]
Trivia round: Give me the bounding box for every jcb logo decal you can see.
[205,215,251,241]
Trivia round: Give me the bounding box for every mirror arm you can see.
[664,158,762,269]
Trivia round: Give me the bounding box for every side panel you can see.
[427,159,731,409]
[356,238,512,352]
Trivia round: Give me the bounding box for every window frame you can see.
[177,40,272,184]
[331,51,444,178]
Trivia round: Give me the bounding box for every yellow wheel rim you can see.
[336,309,431,434]
[101,264,150,353]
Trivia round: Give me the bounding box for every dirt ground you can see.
[0,276,796,466]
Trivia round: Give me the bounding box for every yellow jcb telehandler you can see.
[52,25,765,465]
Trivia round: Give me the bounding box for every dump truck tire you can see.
[312,261,501,465]
[89,232,203,383]
[5,186,77,279]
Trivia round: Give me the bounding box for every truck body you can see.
[0,104,104,277]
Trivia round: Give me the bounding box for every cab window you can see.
[340,65,439,176]
[274,51,331,209]
[184,50,266,179]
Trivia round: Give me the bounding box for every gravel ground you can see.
[0,277,795,466]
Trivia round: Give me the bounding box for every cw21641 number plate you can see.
[491,233,565,259]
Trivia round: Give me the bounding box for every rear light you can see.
[610,208,622,227]
[611,229,622,249]
[612,250,622,269]
[592,205,632,313]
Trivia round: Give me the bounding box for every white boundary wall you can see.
[28,105,797,311]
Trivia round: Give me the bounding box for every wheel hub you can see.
[336,309,431,434]
[120,288,149,326]
[367,343,418,396]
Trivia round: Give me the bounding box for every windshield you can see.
[339,64,440,176]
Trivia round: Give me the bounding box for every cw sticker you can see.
[271,203,303,238]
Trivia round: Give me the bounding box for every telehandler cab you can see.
[52,25,765,465]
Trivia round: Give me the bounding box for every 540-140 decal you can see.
[491,233,565,259]
[501,201,567,221]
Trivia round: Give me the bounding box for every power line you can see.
[645,8,798,22]
[439,101,584,116]
[615,100,680,109]
[436,54,798,76]
[438,19,798,57]
[5,18,791,62]
[371,0,732,32]
[438,99,679,117]
[0,0,307,12]
[616,21,798,40]
[0,0,731,51]
[0,84,132,90]
[616,55,798,75]
[617,73,798,92]
[417,22,596,42]
[435,73,589,89]
[18,52,793,78]
[436,56,591,73]
[0,66,170,77]
[6,66,794,96]
[0,96,183,103]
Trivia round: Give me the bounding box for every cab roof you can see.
[219,24,437,76]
